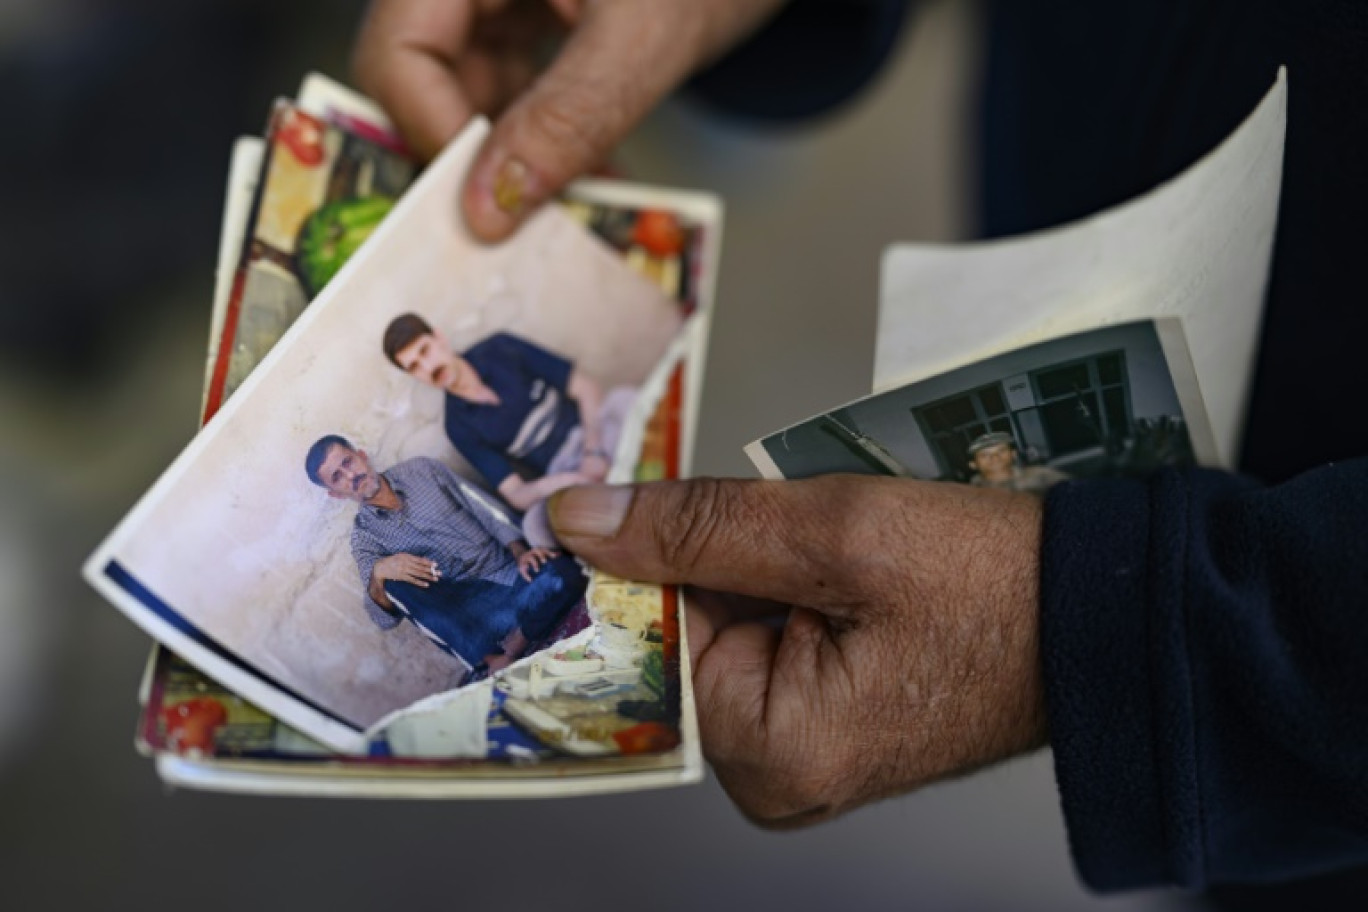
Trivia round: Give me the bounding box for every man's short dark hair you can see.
[305,434,353,486]
[382,313,434,367]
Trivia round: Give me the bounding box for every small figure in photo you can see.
[382,314,637,547]
[305,435,587,676]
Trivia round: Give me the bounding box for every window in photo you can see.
[913,383,1017,481]
[1028,351,1131,461]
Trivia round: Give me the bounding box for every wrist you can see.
[938,488,1047,768]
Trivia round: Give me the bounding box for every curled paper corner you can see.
[494,626,599,701]
[372,677,495,759]
[367,623,606,758]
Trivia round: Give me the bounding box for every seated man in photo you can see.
[305,434,587,675]
[965,431,1071,496]
[381,313,635,546]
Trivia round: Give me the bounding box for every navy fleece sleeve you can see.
[1041,459,1368,891]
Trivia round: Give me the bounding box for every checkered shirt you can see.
[350,457,522,630]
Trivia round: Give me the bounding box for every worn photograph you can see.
[140,361,697,784]
[86,118,688,753]
[203,100,416,419]
[139,79,717,790]
[749,320,1215,490]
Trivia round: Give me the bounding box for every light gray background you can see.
[0,1,1199,908]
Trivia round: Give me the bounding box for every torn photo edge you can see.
[152,331,705,798]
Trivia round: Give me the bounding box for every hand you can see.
[353,0,786,240]
[516,545,559,581]
[579,451,610,483]
[373,552,441,588]
[548,476,1048,827]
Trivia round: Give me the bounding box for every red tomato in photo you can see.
[162,697,229,754]
[631,210,684,257]
[612,721,680,755]
[278,109,327,167]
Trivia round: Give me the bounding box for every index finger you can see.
[352,0,480,160]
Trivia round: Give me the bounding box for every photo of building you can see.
[758,321,1200,485]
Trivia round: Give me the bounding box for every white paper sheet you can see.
[875,69,1287,467]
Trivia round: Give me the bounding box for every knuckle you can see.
[826,476,924,609]
[519,87,606,167]
[707,714,854,827]
[725,760,847,830]
[778,745,851,809]
[651,479,737,575]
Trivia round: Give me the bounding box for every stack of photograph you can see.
[84,74,722,798]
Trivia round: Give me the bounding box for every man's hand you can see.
[548,476,1048,827]
[512,543,559,581]
[373,552,441,588]
[353,0,785,241]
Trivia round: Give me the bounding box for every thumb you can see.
[460,3,707,241]
[547,477,868,610]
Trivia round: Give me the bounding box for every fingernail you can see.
[550,484,634,538]
[492,157,533,214]
[466,151,546,239]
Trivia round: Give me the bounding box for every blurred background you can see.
[0,0,1302,908]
